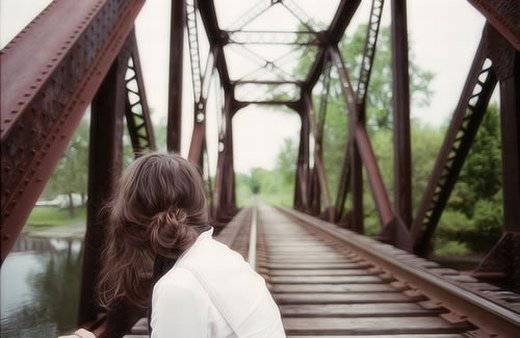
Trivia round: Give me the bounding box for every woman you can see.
[64,153,285,338]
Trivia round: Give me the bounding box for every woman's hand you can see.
[58,328,96,338]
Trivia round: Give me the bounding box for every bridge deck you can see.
[125,205,520,337]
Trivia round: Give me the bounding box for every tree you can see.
[452,104,502,214]
[48,119,89,216]
[296,25,433,129]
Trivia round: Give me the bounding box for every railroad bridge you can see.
[1,0,520,337]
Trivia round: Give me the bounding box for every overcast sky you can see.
[1,0,488,173]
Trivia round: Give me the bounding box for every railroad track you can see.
[126,205,520,337]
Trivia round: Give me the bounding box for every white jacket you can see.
[151,228,285,338]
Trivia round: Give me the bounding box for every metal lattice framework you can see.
[1,0,519,336]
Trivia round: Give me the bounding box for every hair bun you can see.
[149,208,194,257]
[153,208,187,227]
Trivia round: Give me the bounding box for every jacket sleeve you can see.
[151,271,209,338]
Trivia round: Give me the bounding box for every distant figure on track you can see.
[62,153,285,338]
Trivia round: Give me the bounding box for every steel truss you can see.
[411,32,498,256]
[1,0,146,263]
[2,0,520,336]
[121,31,156,154]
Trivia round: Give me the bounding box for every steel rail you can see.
[278,206,520,338]
[247,207,258,269]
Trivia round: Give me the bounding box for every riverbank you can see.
[24,221,85,239]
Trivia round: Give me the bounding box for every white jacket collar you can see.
[174,228,266,336]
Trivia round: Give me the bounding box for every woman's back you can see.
[151,228,285,338]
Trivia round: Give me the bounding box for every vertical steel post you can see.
[499,54,520,234]
[294,104,310,211]
[351,121,364,233]
[473,27,519,291]
[167,0,186,152]
[225,104,237,213]
[78,56,126,324]
[215,92,237,221]
[497,51,520,290]
[391,0,412,227]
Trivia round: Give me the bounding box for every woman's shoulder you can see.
[153,266,206,301]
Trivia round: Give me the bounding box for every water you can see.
[1,235,84,337]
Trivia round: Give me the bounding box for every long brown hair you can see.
[98,152,208,309]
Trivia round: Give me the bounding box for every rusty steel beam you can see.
[78,52,126,326]
[197,0,232,91]
[308,63,334,220]
[332,46,411,250]
[486,25,520,234]
[332,45,365,231]
[468,0,520,51]
[354,125,394,226]
[122,30,156,155]
[356,0,385,109]
[215,92,238,222]
[167,0,186,152]
[411,29,498,256]
[235,100,301,107]
[329,43,363,227]
[498,52,520,235]
[0,0,144,263]
[473,26,520,292]
[187,52,216,166]
[303,92,334,221]
[232,80,303,86]
[391,0,412,227]
[186,0,204,103]
[226,0,274,32]
[187,119,205,166]
[334,139,351,222]
[226,30,320,46]
[304,0,361,92]
[337,0,385,231]
[294,107,310,211]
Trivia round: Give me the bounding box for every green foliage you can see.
[236,139,297,207]
[26,207,86,229]
[435,241,470,256]
[236,167,294,207]
[45,120,89,216]
[436,104,503,255]
[339,26,433,129]
[449,105,502,215]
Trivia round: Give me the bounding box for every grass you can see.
[435,240,471,256]
[26,206,86,229]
